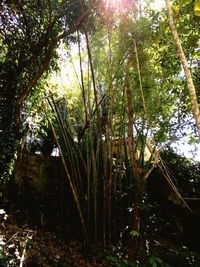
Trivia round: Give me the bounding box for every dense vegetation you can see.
[0,0,200,266]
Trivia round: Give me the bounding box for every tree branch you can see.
[17,3,93,107]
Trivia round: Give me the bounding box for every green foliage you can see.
[106,256,137,267]
[147,255,169,267]
[0,0,87,180]
[177,0,200,16]
[194,0,200,15]
[161,148,200,196]
[179,0,193,5]
[0,250,14,267]
[140,202,154,214]
[130,230,140,237]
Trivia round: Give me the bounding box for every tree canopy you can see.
[0,0,93,179]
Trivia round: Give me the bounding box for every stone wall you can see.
[9,152,67,232]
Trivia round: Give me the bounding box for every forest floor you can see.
[1,218,200,267]
[0,220,110,267]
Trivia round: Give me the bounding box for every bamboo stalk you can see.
[78,31,88,123]
[49,96,85,200]
[85,31,101,133]
[133,39,147,117]
[42,100,87,240]
[84,29,103,244]
[124,58,143,261]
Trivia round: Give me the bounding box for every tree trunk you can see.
[125,60,143,261]
[165,0,200,137]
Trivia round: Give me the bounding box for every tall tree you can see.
[165,0,200,137]
[0,0,92,179]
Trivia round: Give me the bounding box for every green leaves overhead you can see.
[178,0,200,16]
[194,0,200,15]
[180,0,193,5]
[0,0,90,179]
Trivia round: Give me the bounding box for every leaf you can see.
[7,255,14,263]
[0,251,4,260]
[130,230,139,237]
[106,256,121,266]
[172,5,180,17]
[149,256,163,266]
[180,0,193,5]
[194,0,200,16]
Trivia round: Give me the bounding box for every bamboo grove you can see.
[36,0,200,260]
[41,16,157,262]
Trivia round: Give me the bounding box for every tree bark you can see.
[125,60,143,261]
[165,0,200,137]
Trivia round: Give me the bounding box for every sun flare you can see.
[105,0,133,11]
[104,0,165,15]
